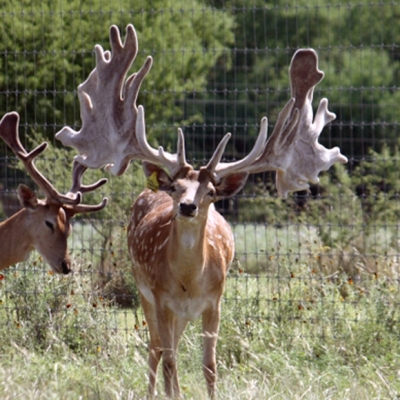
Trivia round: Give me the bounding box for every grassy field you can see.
[0,223,399,399]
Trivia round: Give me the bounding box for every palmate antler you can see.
[56,24,153,176]
[0,112,108,213]
[248,49,348,197]
[210,49,347,197]
[55,23,267,180]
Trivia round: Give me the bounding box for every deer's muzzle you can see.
[179,202,197,217]
[61,260,71,275]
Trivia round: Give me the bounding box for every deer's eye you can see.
[45,221,54,233]
[208,190,215,197]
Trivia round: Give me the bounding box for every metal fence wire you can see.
[0,1,399,344]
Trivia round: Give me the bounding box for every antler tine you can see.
[208,117,269,182]
[62,161,108,216]
[134,105,189,177]
[69,161,108,194]
[0,112,37,155]
[56,24,153,176]
[176,128,187,170]
[248,98,299,174]
[64,197,108,215]
[206,132,232,173]
[52,159,109,214]
[247,49,347,198]
[0,112,81,205]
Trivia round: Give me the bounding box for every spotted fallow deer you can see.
[56,24,347,398]
[0,112,108,274]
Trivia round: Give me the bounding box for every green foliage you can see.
[0,263,116,353]
[0,0,234,144]
[350,142,400,243]
[321,48,400,153]
[234,174,295,225]
[306,144,399,254]
[137,1,235,123]
[303,163,364,249]
[352,141,400,200]
[193,0,400,161]
[0,235,400,398]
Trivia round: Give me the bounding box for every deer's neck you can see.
[167,212,209,278]
[0,209,33,270]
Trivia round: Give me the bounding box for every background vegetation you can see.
[0,0,399,398]
[1,0,399,160]
[0,252,399,398]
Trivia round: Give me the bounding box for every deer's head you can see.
[16,184,72,273]
[140,163,249,221]
[0,112,108,274]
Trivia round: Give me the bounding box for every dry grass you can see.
[0,240,399,399]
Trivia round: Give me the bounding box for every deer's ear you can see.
[142,161,173,191]
[215,172,248,199]
[17,184,39,209]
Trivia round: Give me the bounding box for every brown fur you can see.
[127,165,242,398]
[0,196,71,273]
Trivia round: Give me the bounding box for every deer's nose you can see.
[61,260,71,275]
[179,202,197,217]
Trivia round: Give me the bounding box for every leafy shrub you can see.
[0,261,119,353]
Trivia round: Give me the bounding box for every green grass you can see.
[232,223,321,274]
[0,224,399,399]
[0,250,400,399]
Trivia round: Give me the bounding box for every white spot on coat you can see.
[156,237,169,252]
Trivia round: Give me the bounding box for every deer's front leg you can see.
[202,305,221,398]
[155,302,180,398]
[140,294,162,398]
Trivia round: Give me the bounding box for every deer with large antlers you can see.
[57,24,347,398]
[0,112,108,274]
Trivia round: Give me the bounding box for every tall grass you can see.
[0,238,399,399]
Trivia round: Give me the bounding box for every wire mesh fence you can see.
[0,0,399,347]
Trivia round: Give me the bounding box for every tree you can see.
[0,0,235,188]
[193,0,400,162]
[0,0,234,143]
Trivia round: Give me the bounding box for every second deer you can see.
[0,112,108,273]
[57,25,347,398]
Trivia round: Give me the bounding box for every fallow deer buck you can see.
[0,112,108,273]
[56,24,347,398]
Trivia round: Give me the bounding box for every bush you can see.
[0,261,118,353]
